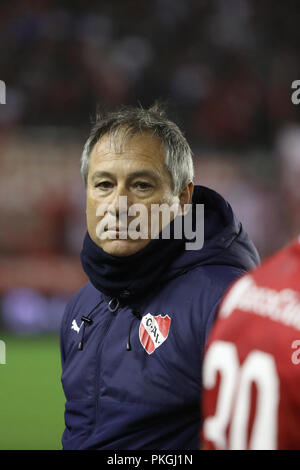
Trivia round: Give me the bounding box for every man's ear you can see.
[179,181,194,209]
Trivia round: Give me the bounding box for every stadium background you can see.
[0,0,300,449]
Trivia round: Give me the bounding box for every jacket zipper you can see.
[93,297,119,428]
[126,309,142,351]
[77,298,105,351]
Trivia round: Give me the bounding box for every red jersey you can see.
[201,237,300,450]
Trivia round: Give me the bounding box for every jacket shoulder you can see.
[183,264,246,297]
[182,265,247,342]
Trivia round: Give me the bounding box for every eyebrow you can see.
[91,170,160,181]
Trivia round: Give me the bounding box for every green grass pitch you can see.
[0,334,65,450]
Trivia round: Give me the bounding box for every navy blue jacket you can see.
[60,186,259,450]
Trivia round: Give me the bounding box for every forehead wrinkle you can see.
[93,133,164,166]
[90,131,172,185]
[91,164,166,187]
[104,127,166,157]
[91,168,161,181]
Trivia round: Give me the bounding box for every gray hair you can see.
[80,103,194,194]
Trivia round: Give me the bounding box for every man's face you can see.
[86,131,179,257]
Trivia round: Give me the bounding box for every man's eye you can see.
[134,182,153,190]
[95,181,113,189]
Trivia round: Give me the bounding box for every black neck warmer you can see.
[80,217,187,301]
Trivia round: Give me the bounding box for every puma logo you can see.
[71,319,83,334]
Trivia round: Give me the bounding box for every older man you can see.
[60,103,259,450]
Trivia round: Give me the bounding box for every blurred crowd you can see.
[0,0,300,144]
[1,0,300,333]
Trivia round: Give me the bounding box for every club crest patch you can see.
[139,313,171,355]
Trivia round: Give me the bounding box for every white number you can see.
[203,342,239,449]
[203,341,279,450]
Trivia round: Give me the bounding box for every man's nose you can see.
[108,184,130,217]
